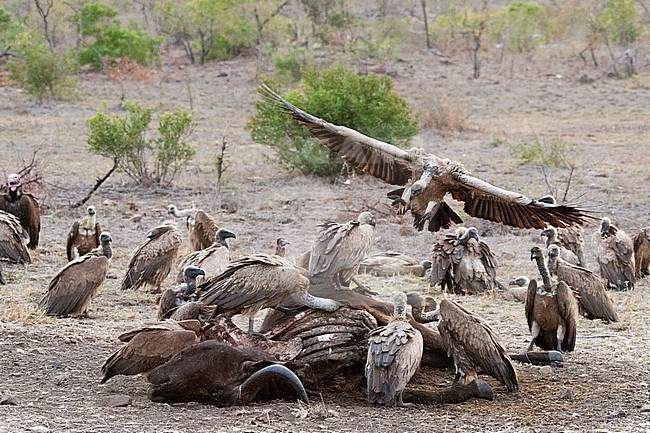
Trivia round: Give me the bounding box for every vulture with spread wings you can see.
[262,85,592,232]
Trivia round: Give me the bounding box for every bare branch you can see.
[72,159,119,208]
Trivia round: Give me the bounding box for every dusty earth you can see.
[0,39,649,433]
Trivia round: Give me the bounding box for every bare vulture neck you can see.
[102,243,113,259]
[8,188,21,201]
[534,254,553,288]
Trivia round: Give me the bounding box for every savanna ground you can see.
[1,33,649,433]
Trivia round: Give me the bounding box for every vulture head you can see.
[538,195,557,205]
[183,265,206,283]
[540,227,558,241]
[215,228,236,247]
[275,238,290,257]
[167,204,178,216]
[421,259,433,272]
[6,173,21,192]
[87,206,97,216]
[357,211,376,227]
[599,217,612,236]
[409,180,425,200]
[458,226,479,245]
[508,276,530,287]
[530,246,544,261]
[99,232,113,259]
[392,291,408,320]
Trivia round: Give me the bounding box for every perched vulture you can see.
[540,227,580,266]
[0,210,31,264]
[430,227,499,295]
[66,205,102,261]
[0,173,40,249]
[121,222,183,292]
[507,276,530,303]
[308,211,375,289]
[175,228,236,284]
[538,195,586,266]
[359,251,432,278]
[39,232,112,317]
[198,254,342,334]
[632,227,650,279]
[547,244,618,323]
[527,247,579,352]
[275,238,290,257]
[592,217,635,291]
[437,298,518,392]
[158,266,206,320]
[263,85,593,232]
[366,292,423,407]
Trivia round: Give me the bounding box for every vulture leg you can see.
[248,318,255,335]
[416,200,441,228]
[350,276,379,296]
[527,322,540,352]
[556,324,564,352]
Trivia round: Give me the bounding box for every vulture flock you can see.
[0,86,648,411]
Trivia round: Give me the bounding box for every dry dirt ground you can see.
[0,43,649,433]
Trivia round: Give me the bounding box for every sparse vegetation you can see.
[418,96,470,132]
[507,136,574,167]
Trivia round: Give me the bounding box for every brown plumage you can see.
[190,210,219,252]
[430,227,499,294]
[0,263,5,285]
[438,298,518,392]
[632,227,650,279]
[0,173,40,249]
[547,244,618,322]
[359,251,432,277]
[198,253,341,333]
[527,247,580,352]
[540,227,580,266]
[121,222,183,292]
[308,211,375,289]
[263,85,593,232]
[0,210,30,264]
[592,217,636,291]
[538,196,586,266]
[66,205,102,261]
[158,266,207,320]
[366,292,423,407]
[39,232,112,317]
[174,228,235,284]
[507,276,530,303]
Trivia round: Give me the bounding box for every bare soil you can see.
[0,44,649,433]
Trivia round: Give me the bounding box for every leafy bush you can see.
[0,7,23,47]
[497,1,548,53]
[249,66,418,177]
[5,30,77,100]
[87,102,196,186]
[507,137,574,167]
[596,0,642,46]
[273,46,313,83]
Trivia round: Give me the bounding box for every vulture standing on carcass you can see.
[0,173,40,249]
[436,298,518,392]
[538,195,586,266]
[632,227,650,279]
[174,228,236,284]
[275,238,290,257]
[547,244,618,323]
[158,266,206,320]
[540,227,580,266]
[39,232,113,317]
[0,210,31,264]
[430,227,499,294]
[365,292,423,407]
[592,217,636,291]
[263,85,593,232]
[359,251,432,278]
[66,205,102,261]
[121,222,183,292]
[198,254,342,334]
[308,211,375,289]
[527,246,580,352]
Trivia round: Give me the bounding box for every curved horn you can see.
[237,364,309,405]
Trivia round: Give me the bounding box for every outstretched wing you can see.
[261,84,417,186]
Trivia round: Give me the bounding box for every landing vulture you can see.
[158,266,206,320]
[366,292,423,407]
[632,227,650,279]
[0,173,40,249]
[430,227,499,294]
[174,228,236,284]
[39,232,112,317]
[540,227,580,266]
[359,251,432,277]
[547,244,618,323]
[592,217,635,291]
[263,85,593,232]
[66,205,102,261]
[198,254,341,334]
[308,211,375,289]
[121,222,183,292]
[437,298,518,392]
[0,210,30,264]
[538,196,586,266]
[527,247,579,352]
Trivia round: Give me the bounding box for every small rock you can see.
[640,404,650,413]
[558,387,573,400]
[103,199,116,207]
[0,394,18,405]
[101,394,133,407]
[607,408,627,418]
[539,365,553,376]
[129,214,143,223]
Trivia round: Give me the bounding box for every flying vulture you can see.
[538,196,586,266]
[547,244,618,322]
[308,211,375,289]
[158,266,206,320]
[39,232,113,317]
[540,227,580,266]
[365,292,423,407]
[592,217,636,291]
[359,251,432,278]
[174,228,236,284]
[198,253,342,334]
[0,210,30,264]
[527,246,579,352]
[430,227,499,294]
[121,222,183,292]
[0,173,40,249]
[263,85,593,232]
[66,205,102,261]
[632,226,650,279]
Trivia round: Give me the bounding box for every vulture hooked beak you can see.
[88,206,96,216]
[216,228,237,244]
[530,247,543,261]
[7,173,21,191]
[237,364,309,405]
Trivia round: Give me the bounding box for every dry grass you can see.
[417,96,470,133]
[0,285,52,325]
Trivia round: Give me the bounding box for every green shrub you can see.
[507,137,574,167]
[87,102,196,186]
[249,66,418,177]
[273,46,313,83]
[497,1,548,53]
[596,0,642,45]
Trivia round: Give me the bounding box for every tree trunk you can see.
[421,0,431,49]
